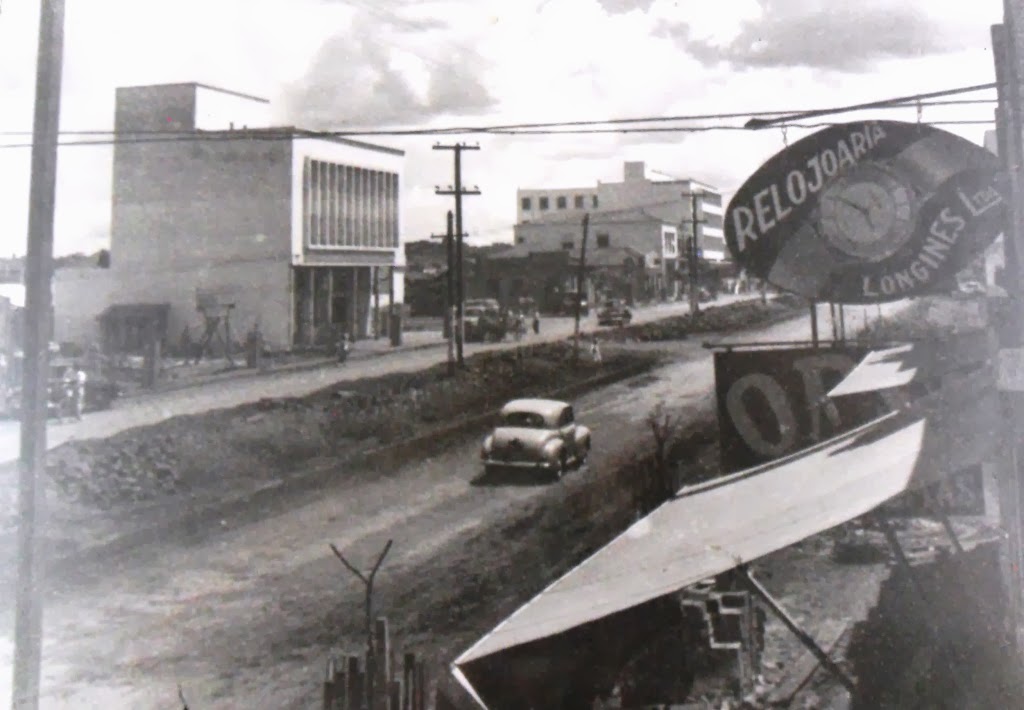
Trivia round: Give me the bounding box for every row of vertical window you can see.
[521,194,599,211]
[303,158,399,249]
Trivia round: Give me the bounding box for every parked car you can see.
[958,280,986,295]
[480,398,591,480]
[560,292,590,316]
[597,298,632,326]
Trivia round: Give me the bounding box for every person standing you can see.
[532,310,540,335]
[590,334,602,363]
[73,361,87,420]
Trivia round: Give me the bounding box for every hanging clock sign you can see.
[725,120,1008,304]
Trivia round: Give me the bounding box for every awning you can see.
[453,368,999,708]
[828,331,996,397]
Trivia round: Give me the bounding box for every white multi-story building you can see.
[54,82,406,351]
[515,161,727,262]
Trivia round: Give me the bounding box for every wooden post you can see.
[373,266,381,340]
[572,213,590,363]
[740,566,856,693]
[415,660,426,710]
[810,301,819,348]
[324,656,337,710]
[375,617,391,708]
[347,655,362,710]
[403,653,415,710]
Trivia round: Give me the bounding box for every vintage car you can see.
[596,298,632,326]
[464,305,509,342]
[480,398,591,480]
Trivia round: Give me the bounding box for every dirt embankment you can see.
[40,343,656,515]
[600,294,805,343]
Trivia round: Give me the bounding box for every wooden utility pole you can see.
[683,192,704,315]
[13,2,66,708]
[434,144,481,368]
[573,213,591,363]
[993,6,1024,655]
[430,211,457,376]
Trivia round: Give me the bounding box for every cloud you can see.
[284,9,497,127]
[595,0,657,13]
[661,0,976,72]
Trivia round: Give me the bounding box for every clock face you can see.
[818,169,915,262]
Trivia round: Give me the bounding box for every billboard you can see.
[714,346,891,473]
[725,121,1008,304]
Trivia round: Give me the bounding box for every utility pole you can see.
[682,192,704,315]
[573,213,590,363]
[430,211,458,376]
[993,6,1024,655]
[13,2,66,708]
[434,143,481,368]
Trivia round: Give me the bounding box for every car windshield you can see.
[502,411,547,428]
[465,307,485,317]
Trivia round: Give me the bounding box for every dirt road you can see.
[0,304,892,709]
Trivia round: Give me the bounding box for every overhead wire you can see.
[0,83,999,139]
[0,119,997,150]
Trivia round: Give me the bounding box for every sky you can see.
[0,0,1005,257]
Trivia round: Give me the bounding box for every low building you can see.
[516,160,727,263]
[54,81,407,353]
[514,209,682,299]
[474,243,659,313]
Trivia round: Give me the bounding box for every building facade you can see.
[515,161,727,262]
[56,82,406,352]
[513,210,681,298]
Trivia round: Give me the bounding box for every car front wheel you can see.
[553,452,567,481]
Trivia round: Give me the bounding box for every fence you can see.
[323,617,429,710]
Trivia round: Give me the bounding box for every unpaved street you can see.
[0,305,892,708]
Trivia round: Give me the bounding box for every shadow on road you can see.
[470,466,560,487]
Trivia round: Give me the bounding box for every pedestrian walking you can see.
[73,361,87,420]
[60,365,76,423]
[337,331,351,364]
[590,334,602,363]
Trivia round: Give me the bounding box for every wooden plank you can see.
[402,654,415,710]
[766,619,849,706]
[389,680,401,710]
[324,656,336,710]
[415,661,426,710]
[375,617,391,692]
[347,655,363,710]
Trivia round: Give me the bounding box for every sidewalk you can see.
[121,329,444,401]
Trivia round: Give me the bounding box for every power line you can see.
[0,118,997,150]
[0,81,999,139]
[745,81,996,128]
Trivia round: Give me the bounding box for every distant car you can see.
[481,398,591,480]
[958,280,986,295]
[597,299,632,326]
[464,306,508,342]
[560,292,590,316]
